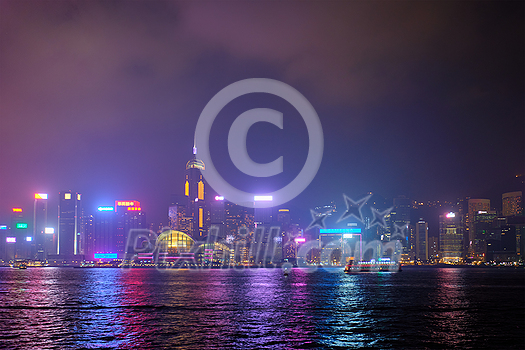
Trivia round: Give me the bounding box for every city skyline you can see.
[0,166,522,235]
[0,152,523,222]
[1,187,522,266]
[1,1,523,233]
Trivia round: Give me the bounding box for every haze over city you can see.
[1,1,523,229]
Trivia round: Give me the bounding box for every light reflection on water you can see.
[0,267,523,349]
[428,268,471,347]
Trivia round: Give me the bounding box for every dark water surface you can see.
[0,266,523,349]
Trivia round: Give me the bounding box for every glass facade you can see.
[439,213,463,264]
[158,230,195,255]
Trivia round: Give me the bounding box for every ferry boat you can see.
[344,258,401,273]
[12,260,28,269]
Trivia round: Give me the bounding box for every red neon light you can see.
[115,200,141,207]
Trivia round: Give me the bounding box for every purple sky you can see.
[1,1,523,227]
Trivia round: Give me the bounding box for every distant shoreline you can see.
[1,264,523,270]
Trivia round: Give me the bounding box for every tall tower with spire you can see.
[184,146,207,238]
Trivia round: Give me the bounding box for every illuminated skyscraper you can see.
[502,191,522,217]
[225,201,253,238]
[168,195,192,236]
[91,207,118,260]
[222,200,254,264]
[439,212,463,264]
[58,191,82,258]
[115,200,146,258]
[471,210,497,262]
[33,193,48,260]
[168,205,181,230]
[466,199,490,257]
[415,219,428,261]
[252,198,279,264]
[184,148,207,238]
[0,223,8,261]
[210,195,226,237]
[278,209,293,261]
[392,196,413,258]
[10,207,30,259]
[83,214,94,260]
[277,209,291,227]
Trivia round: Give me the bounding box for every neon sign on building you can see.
[97,206,115,211]
[94,253,118,259]
[115,200,140,207]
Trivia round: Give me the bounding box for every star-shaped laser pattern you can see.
[306,209,329,231]
[337,194,370,224]
[391,223,408,240]
[370,207,393,228]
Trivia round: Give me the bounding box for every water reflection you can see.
[281,268,321,348]
[0,267,523,349]
[428,268,471,347]
[0,268,65,348]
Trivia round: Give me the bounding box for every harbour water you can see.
[0,266,523,349]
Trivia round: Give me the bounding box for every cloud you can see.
[1,1,480,123]
[179,1,478,106]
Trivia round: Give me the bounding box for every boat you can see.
[13,260,28,269]
[344,258,401,273]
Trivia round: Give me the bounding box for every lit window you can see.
[198,181,204,200]
[64,193,71,200]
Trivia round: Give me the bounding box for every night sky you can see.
[1,1,523,227]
